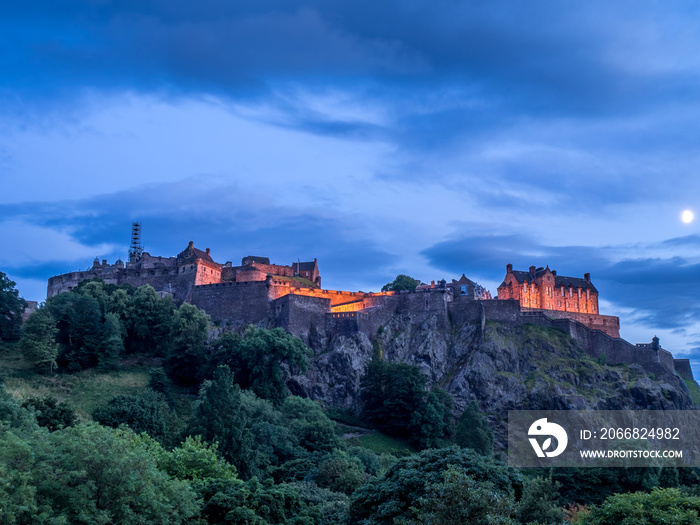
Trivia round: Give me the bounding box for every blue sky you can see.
[2,1,700,374]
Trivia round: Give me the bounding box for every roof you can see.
[294,261,317,272]
[554,275,597,293]
[177,242,216,264]
[242,256,270,266]
[504,267,597,292]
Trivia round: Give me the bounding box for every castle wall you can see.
[448,298,521,325]
[274,294,330,343]
[675,359,694,381]
[326,312,365,337]
[236,269,268,282]
[267,281,393,306]
[658,349,675,374]
[190,281,271,326]
[523,308,620,338]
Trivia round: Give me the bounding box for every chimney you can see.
[431,280,435,288]
[206,248,210,256]
[188,241,194,249]
[102,259,107,266]
[506,263,513,273]
[584,272,590,282]
[552,270,557,276]
[529,265,536,277]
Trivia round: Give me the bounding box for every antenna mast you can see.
[129,222,143,262]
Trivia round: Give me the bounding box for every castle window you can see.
[460,285,467,295]
[531,284,535,293]
[578,288,581,298]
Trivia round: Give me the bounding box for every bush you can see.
[92,391,170,442]
[349,446,522,524]
[22,396,76,431]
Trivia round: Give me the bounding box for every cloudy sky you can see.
[2,1,700,373]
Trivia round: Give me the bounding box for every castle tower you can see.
[129,222,143,262]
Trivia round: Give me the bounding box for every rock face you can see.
[290,316,695,446]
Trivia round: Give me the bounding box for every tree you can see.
[20,308,59,373]
[48,292,104,370]
[311,451,366,495]
[361,359,427,436]
[281,396,341,453]
[453,401,494,456]
[212,327,311,405]
[403,467,517,525]
[163,302,210,387]
[199,478,322,525]
[360,359,452,446]
[348,447,522,525]
[412,388,454,449]
[515,476,565,525]
[22,396,76,431]
[578,488,700,525]
[190,366,299,479]
[0,423,199,524]
[381,274,420,292]
[0,270,26,342]
[157,435,239,486]
[123,284,174,355]
[92,391,170,442]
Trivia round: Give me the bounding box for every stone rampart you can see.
[521,307,619,338]
[190,281,271,326]
[273,294,330,344]
[675,359,694,381]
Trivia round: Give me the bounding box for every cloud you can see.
[4,1,700,215]
[0,220,117,267]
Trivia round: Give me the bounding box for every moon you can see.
[682,210,694,224]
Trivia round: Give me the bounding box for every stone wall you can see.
[273,294,330,344]
[531,309,620,338]
[675,359,694,381]
[190,281,271,326]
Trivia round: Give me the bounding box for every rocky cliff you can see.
[290,316,695,446]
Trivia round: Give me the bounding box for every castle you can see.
[496,264,620,338]
[46,240,694,382]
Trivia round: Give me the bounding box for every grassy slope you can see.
[684,379,700,406]
[0,342,152,420]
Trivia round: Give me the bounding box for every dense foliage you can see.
[453,401,494,455]
[209,326,311,404]
[20,280,179,372]
[576,488,700,524]
[93,391,170,442]
[21,396,76,431]
[360,359,452,447]
[0,270,26,342]
[0,392,198,524]
[381,274,420,292]
[349,447,523,524]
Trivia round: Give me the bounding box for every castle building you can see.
[497,264,598,314]
[416,274,492,300]
[47,241,320,303]
[497,264,619,337]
